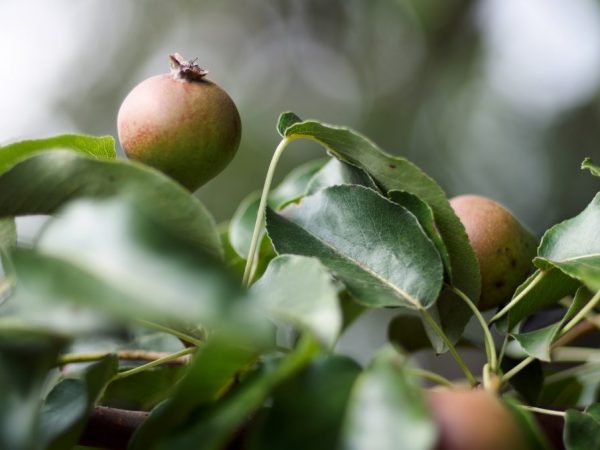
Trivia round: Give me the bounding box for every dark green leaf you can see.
[305,158,378,196]
[101,365,184,411]
[151,337,319,450]
[0,150,222,259]
[245,355,361,450]
[277,112,303,136]
[535,193,600,291]
[501,357,544,404]
[503,398,552,450]
[389,190,451,276]
[267,185,443,310]
[340,346,436,450]
[582,158,600,177]
[0,134,115,175]
[388,314,432,353]
[564,403,600,450]
[40,356,118,450]
[281,115,480,347]
[0,330,65,450]
[540,374,585,409]
[130,337,259,450]
[252,255,341,347]
[513,287,591,361]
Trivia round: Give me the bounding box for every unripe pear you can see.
[449,195,537,310]
[117,53,241,191]
[426,388,528,450]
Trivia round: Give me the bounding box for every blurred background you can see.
[1,0,599,233]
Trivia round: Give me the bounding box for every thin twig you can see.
[58,350,191,366]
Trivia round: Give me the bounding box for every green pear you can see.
[117,53,241,191]
[450,195,537,310]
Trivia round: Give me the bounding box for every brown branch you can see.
[79,406,148,450]
[553,315,599,349]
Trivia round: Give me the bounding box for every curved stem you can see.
[559,289,600,336]
[419,307,478,387]
[111,347,195,381]
[490,270,546,323]
[501,310,600,385]
[243,137,295,286]
[447,284,497,371]
[408,368,454,388]
[135,319,204,347]
[501,355,534,384]
[497,334,509,367]
[517,405,566,418]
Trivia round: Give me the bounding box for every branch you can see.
[79,406,148,450]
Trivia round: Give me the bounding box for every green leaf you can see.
[501,357,544,404]
[281,114,480,348]
[535,193,600,291]
[503,398,552,450]
[230,191,262,259]
[0,150,222,259]
[565,403,600,450]
[270,158,326,208]
[151,337,319,450]
[219,223,246,279]
[305,158,378,196]
[252,255,341,347]
[513,324,562,362]
[0,330,65,450]
[130,337,259,450]
[40,356,118,450]
[339,346,436,450]
[245,355,361,450]
[582,158,600,177]
[266,185,443,310]
[0,134,115,175]
[101,365,184,411]
[512,287,592,361]
[389,190,452,276]
[497,268,580,333]
[0,218,16,249]
[387,315,432,353]
[8,196,266,341]
[277,112,303,136]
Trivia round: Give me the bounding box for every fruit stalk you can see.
[243,137,296,286]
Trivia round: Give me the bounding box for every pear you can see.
[117,54,241,191]
[450,195,537,310]
[427,388,528,450]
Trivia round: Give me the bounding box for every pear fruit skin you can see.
[117,68,241,191]
[449,195,537,310]
[427,388,528,450]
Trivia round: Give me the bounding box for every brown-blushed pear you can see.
[427,388,528,450]
[449,195,537,310]
[117,53,241,191]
